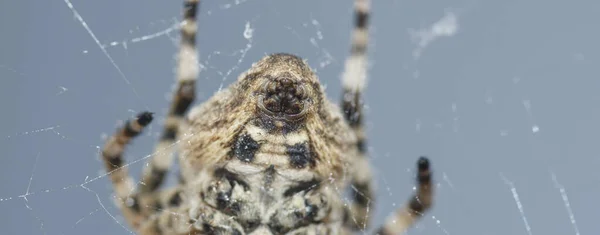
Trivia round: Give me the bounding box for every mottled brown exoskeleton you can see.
[100,0,433,234]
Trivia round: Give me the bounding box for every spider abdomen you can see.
[197,160,336,234]
[186,120,345,234]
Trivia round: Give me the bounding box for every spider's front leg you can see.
[101,111,155,229]
[100,0,201,231]
[100,113,194,231]
[340,0,375,231]
[137,0,200,195]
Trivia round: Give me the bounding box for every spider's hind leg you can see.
[137,0,200,196]
[375,157,433,235]
[340,0,375,231]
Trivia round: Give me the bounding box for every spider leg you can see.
[102,0,200,230]
[101,112,154,229]
[137,0,200,195]
[374,157,433,235]
[340,0,375,230]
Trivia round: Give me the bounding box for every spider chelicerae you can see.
[101,0,433,234]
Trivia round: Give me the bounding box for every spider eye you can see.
[258,78,309,120]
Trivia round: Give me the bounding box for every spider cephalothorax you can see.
[100,0,433,234]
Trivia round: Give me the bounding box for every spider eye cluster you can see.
[258,78,309,119]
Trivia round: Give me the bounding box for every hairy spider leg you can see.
[100,0,200,231]
[340,0,376,231]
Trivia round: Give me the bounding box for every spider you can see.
[101,0,433,234]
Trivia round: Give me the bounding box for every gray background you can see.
[1,0,599,234]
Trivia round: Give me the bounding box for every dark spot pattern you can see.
[173,81,195,116]
[145,168,167,191]
[214,168,250,190]
[355,10,369,28]
[356,138,367,153]
[168,192,182,207]
[302,199,320,222]
[286,143,315,168]
[409,196,426,214]
[209,168,251,216]
[128,195,141,213]
[283,179,321,197]
[264,165,276,188]
[240,220,260,234]
[231,134,261,163]
[123,121,141,137]
[160,127,177,141]
[268,200,324,234]
[104,155,123,171]
[341,89,362,127]
[417,156,431,184]
[136,112,154,126]
[216,191,231,209]
[183,1,198,19]
[375,228,393,235]
[153,201,163,212]
[351,182,371,206]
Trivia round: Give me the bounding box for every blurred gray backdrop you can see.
[1,0,599,234]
